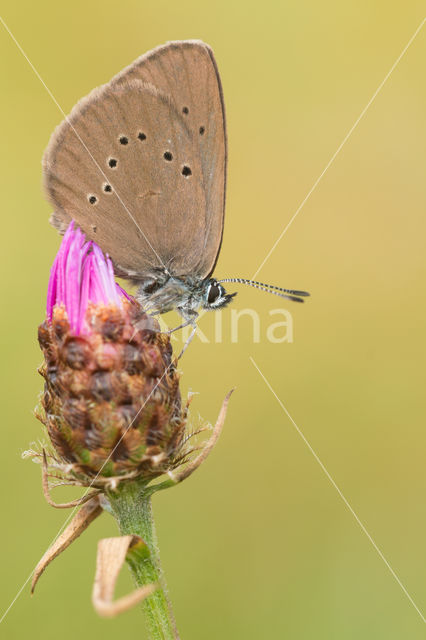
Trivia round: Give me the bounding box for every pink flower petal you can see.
[46,221,129,335]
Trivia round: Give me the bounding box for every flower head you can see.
[36,222,187,486]
[30,222,232,621]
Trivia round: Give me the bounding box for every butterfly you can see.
[43,40,309,349]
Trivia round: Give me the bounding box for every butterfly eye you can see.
[207,283,221,304]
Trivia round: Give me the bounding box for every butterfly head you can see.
[202,279,237,311]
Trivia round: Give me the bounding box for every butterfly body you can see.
[136,272,236,321]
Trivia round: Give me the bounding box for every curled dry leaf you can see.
[31,496,102,593]
[92,536,158,617]
[162,389,234,488]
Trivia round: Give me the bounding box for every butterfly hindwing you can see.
[43,41,227,280]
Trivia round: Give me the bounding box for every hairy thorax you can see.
[136,274,205,318]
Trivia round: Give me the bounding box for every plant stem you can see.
[106,481,179,640]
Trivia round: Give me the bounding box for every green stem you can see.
[106,481,179,640]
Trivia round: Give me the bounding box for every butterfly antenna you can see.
[218,278,310,303]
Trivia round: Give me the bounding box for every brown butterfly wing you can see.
[43,40,227,281]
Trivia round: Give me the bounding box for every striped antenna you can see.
[218,278,310,303]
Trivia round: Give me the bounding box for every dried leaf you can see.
[166,389,234,486]
[31,496,102,593]
[92,535,157,617]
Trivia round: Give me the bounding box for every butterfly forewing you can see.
[43,40,227,280]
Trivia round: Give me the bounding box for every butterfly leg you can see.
[166,318,193,334]
[165,309,199,358]
[178,324,197,359]
[166,308,199,335]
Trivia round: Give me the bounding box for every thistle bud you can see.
[36,222,186,486]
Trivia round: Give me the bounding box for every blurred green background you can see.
[1,1,425,638]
